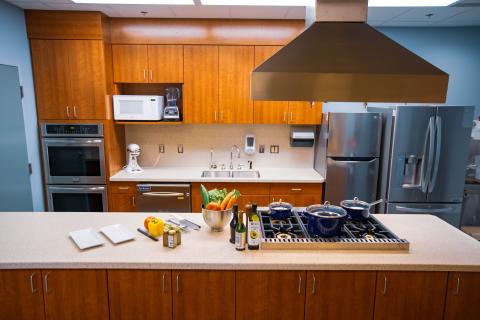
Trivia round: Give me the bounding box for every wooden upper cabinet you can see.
[30,39,71,120]
[108,270,172,320]
[173,270,235,320]
[183,45,219,124]
[236,271,306,320]
[253,46,289,124]
[374,271,448,320]
[69,40,107,119]
[112,44,149,83]
[0,270,45,320]
[288,101,323,125]
[42,269,109,320]
[219,46,254,124]
[444,272,480,320]
[305,271,376,320]
[148,45,184,83]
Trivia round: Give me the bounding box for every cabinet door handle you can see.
[454,275,460,295]
[291,188,302,192]
[176,273,180,294]
[214,111,217,121]
[73,106,77,118]
[311,273,316,295]
[162,272,166,293]
[66,106,70,118]
[382,274,388,295]
[44,272,51,293]
[283,112,287,122]
[149,69,153,81]
[297,273,302,295]
[290,112,293,121]
[132,196,136,207]
[29,272,37,294]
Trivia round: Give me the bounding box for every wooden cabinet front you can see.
[0,270,45,320]
[112,44,149,83]
[305,271,376,320]
[31,39,71,120]
[236,271,306,320]
[184,45,219,124]
[444,272,480,320]
[219,46,254,124]
[42,269,109,320]
[109,182,137,212]
[288,101,323,125]
[148,45,184,83]
[108,270,172,320]
[374,271,448,320]
[172,270,235,320]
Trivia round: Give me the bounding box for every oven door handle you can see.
[43,139,103,144]
[141,192,184,197]
[49,186,106,191]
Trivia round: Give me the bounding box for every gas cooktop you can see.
[258,208,409,251]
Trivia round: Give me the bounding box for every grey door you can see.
[0,65,33,211]
[427,106,474,203]
[387,202,462,227]
[325,158,379,205]
[388,106,436,203]
[327,113,382,157]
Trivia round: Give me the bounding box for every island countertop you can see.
[1,212,479,271]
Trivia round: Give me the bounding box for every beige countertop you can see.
[1,212,480,271]
[109,167,325,183]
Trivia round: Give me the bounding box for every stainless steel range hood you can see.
[251,0,449,103]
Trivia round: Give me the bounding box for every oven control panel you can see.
[41,123,104,137]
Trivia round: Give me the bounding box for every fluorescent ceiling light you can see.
[369,0,458,6]
[201,0,309,6]
[72,0,194,4]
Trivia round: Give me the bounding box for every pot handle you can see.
[323,201,330,207]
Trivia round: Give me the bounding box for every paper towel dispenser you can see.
[290,126,315,147]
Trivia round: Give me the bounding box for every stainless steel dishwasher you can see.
[136,184,191,212]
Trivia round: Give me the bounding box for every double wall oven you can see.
[41,123,107,212]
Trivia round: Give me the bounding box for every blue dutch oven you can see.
[305,202,347,237]
[268,200,292,220]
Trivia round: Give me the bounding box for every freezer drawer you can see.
[327,113,382,157]
[136,184,191,213]
[387,202,462,228]
[325,157,379,205]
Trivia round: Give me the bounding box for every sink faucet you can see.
[230,145,240,170]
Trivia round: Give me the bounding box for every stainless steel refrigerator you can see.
[321,113,383,206]
[368,105,474,227]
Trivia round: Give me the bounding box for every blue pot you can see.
[305,202,347,237]
[268,201,292,220]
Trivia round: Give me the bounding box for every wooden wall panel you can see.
[25,10,104,39]
[110,18,305,45]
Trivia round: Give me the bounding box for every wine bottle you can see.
[235,211,246,251]
[247,203,260,250]
[229,204,239,244]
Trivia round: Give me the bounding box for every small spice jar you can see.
[163,226,181,248]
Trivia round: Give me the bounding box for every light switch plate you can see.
[159,144,165,153]
[177,144,183,153]
[270,145,279,153]
[259,145,265,153]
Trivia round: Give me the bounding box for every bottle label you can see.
[247,221,260,246]
[168,234,175,248]
[235,231,246,250]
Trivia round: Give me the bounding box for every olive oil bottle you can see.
[235,211,246,251]
[229,204,239,244]
[247,203,260,250]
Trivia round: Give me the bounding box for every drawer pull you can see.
[117,187,130,190]
[291,188,302,191]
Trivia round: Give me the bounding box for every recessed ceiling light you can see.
[201,0,309,6]
[72,0,194,4]
[369,0,458,6]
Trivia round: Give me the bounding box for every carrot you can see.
[206,202,220,210]
[226,195,237,210]
[220,191,234,210]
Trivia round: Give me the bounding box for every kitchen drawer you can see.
[110,182,137,194]
[270,183,323,195]
[193,183,270,195]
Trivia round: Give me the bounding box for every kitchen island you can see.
[1,212,479,320]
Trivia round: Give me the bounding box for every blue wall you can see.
[324,26,480,116]
[0,0,44,211]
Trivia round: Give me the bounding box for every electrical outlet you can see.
[259,145,265,153]
[270,145,279,153]
[177,144,183,153]
[159,144,165,153]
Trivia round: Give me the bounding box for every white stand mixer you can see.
[125,143,143,173]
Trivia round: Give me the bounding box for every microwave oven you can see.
[113,95,164,121]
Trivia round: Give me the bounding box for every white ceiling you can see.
[6,0,480,26]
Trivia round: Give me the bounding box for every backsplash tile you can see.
[125,124,315,168]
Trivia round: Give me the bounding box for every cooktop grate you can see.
[258,209,409,251]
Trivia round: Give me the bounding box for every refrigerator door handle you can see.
[394,205,453,214]
[421,117,435,193]
[428,115,442,194]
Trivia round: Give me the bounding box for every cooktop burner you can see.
[257,208,409,251]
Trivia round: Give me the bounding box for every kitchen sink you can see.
[200,170,260,178]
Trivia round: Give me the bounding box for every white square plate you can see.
[100,224,135,244]
[69,228,104,250]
